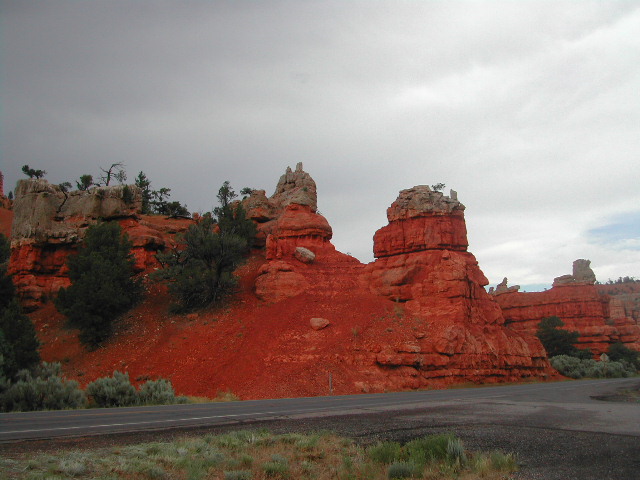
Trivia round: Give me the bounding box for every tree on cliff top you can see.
[135,171,189,217]
[155,182,254,311]
[55,222,141,347]
[21,165,46,179]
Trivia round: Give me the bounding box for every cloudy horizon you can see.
[2,1,639,291]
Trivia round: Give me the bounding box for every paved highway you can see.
[1,377,638,443]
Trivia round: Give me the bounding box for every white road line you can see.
[2,410,283,435]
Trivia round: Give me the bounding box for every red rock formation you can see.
[15,167,554,397]
[250,163,346,302]
[8,179,191,310]
[494,262,640,355]
[359,185,550,384]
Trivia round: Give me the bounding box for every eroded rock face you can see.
[242,163,326,251]
[251,164,340,303]
[494,261,640,355]
[360,186,550,383]
[8,179,191,310]
[374,186,467,258]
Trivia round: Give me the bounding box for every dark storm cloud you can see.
[2,1,639,288]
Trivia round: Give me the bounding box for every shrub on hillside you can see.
[550,355,635,379]
[0,299,41,380]
[607,342,640,370]
[56,222,141,347]
[86,371,139,407]
[0,362,86,412]
[86,371,184,407]
[138,378,186,405]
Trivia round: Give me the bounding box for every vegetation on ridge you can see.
[155,181,255,312]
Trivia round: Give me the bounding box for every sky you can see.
[1,1,639,291]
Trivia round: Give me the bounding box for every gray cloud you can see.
[2,1,639,289]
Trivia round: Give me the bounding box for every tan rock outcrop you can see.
[8,179,191,309]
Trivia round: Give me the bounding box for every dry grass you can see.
[0,430,518,479]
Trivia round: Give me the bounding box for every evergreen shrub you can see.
[56,222,141,347]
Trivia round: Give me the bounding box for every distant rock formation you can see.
[242,162,330,256]
[373,186,468,258]
[0,170,11,216]
[552,259,597,286]
[249,164,346,302]
[494,260,640,355]
[489,278,520,295]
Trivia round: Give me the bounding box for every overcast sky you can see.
[2,1,639,290]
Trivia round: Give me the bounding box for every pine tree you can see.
[0,234,14,312]
[55,222,141,347]
[536,316,583,358]
[155,182,255,311]
[0,299,40,379]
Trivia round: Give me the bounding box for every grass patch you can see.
[0,431,518,479]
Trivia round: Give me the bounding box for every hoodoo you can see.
[360,186,549,385]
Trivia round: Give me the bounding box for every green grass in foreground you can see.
[0,430,517,479]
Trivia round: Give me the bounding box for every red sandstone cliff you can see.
[8,179,192,310]
[9,166,553,398]
[493,261,640,355]
[359,186,550,384]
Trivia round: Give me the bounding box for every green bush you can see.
[536,316,583,357]
[607,342,640,370]
[446,437,467,467]
[387,461,418,479]
[404,433,454,465]
[0,299,40,380]
[86,372,184,408]
[86,371,138,407]
[56,222,141,347]
[368,441,403,464]
[550,355,635,379]
[262,460,289,478]
[138,378,179,406]
[0,362,86,412]
[154,182,255,312]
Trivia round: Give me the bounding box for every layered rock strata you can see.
[493,261,640,354]
[248,163,349,302]
[8,179,190,310]
[359,186,550,383]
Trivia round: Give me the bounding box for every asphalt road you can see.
[1,377,639,443]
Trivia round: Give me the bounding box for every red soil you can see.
[33,252,409,399]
